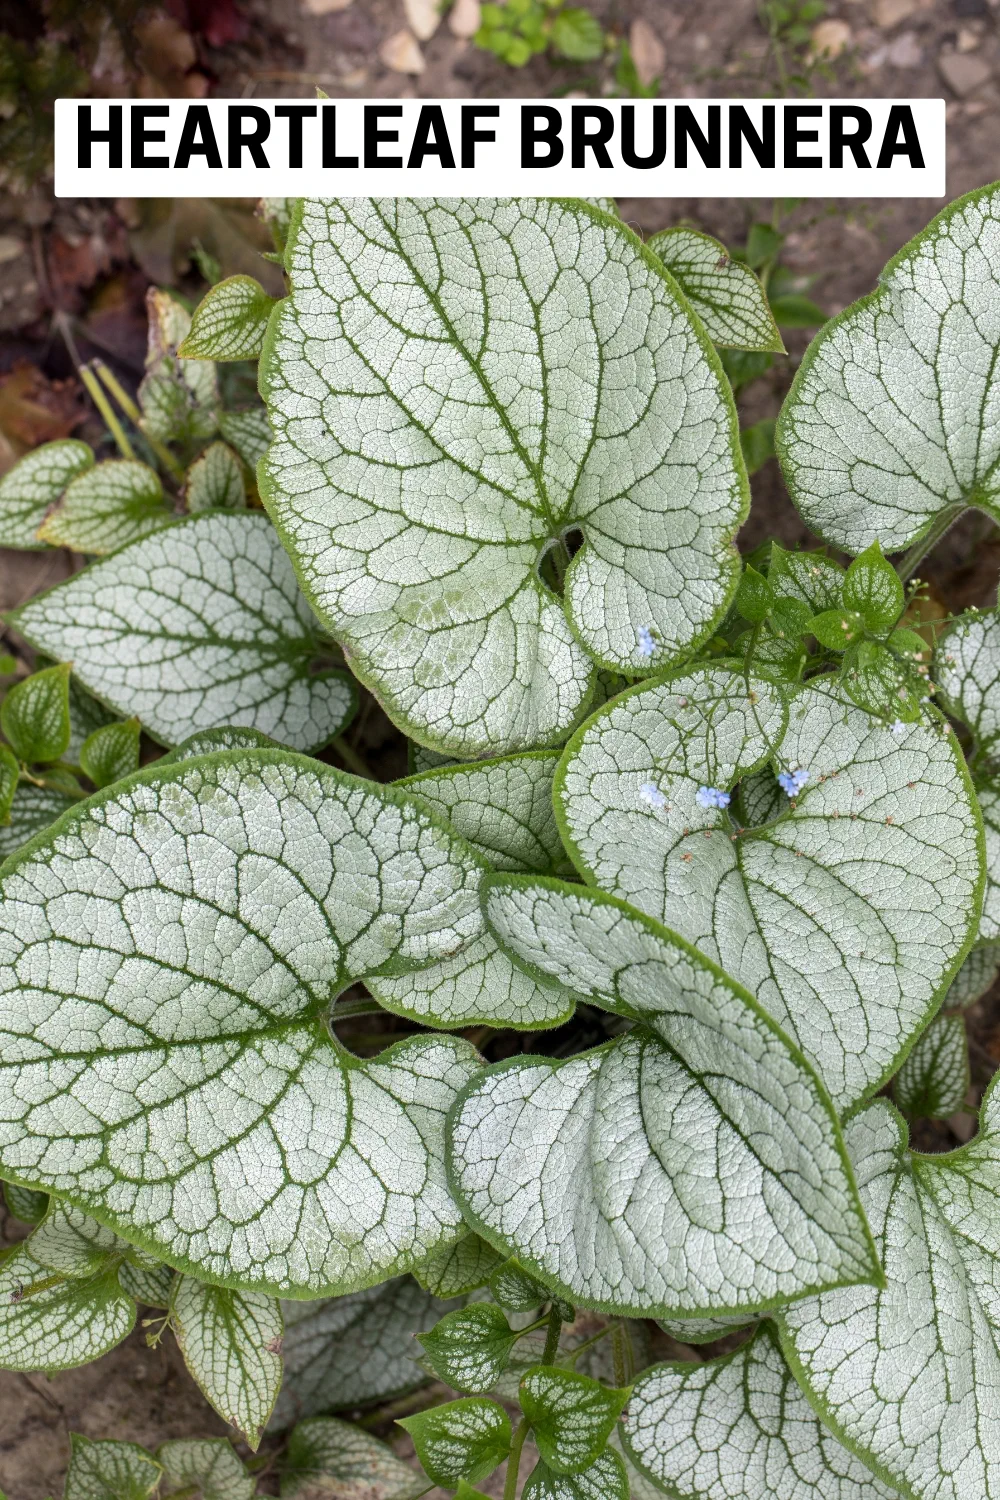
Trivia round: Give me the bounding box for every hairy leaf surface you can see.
[170,1275,283,1448]
[648,228,784,353]
[625,1324,898,1500]
[0,752,489,1295]
[450,878,878,1319]
[556,666,982,1108]
[777,182,1000,553]
[0,438,93,550]
[259,197,746,756]
[11,513,356,753]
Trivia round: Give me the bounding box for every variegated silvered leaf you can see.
[28,1200,132,1278]
[522,1451,629,1500]
[894,1012,969,1119]
[625,1324,898,1500]
[164,726,284,761]
[170,1274,283,1449]
[11,513,356,753]
[119,1257,174,1308]
[0,752,488,1295]
[218,407,272,471]
[270,1276,453,1430]
[0,438,93,549]
[2,1178,47,1223]
[179,275,279,361]
[556,665,983,1108]
[36,459,175,554]
[157,1438,254,1500]
[280,1416,426,1500]
[655,1313,753,1346]
[140,290,217,449]
[414,1233,504,1297]
[0,783,76,863]
[648,227,784,353]
[450,877,878,1319]
[767,543,844,614]
[259,198,746,757]
[376,753,576,1028]
[778,1089,1000,1500]
[64,1437,161,1500]
[950,940,1000,1008]
[0,1244,135,1372]
[184,442,246,512]
[777,181,1000,553]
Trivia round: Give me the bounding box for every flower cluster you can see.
[695,785,731,810]
[777,767,809,797]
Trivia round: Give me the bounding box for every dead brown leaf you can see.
[127,198,286,297]
[0,363,86,452]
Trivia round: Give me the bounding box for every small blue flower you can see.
[777,767,810,797]
[890,719,908,738]
[636,626,656,661]
[640,782,669,812]
[696,785,731,810]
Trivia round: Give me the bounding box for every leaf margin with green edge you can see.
[79,716,141,790]
[0,743,17,823]
[2,1177,47,1223]
[413,1232,504,1298]
[777,179,1000,555]
[179,275,279,361]
[0,1243,136,1373]
[64,1435,162,1500]
[397,1396,512,1488]
[259,196,748,758]
[648,226,785,354]
[766,543,844,614]
[0,781,77,863]
[279,1415,427,1500]
[623,1321,900,1500]
[776,1086,1000,1500]
[449,874,881,1322]
[169,1274,283,1450]
[27,1198,133,1278]
[157,1437,254,1500]
[1,660,72,764]
[0,748,493,1298]
[519,1365,629,1475]
[840,540,904,636]
[9,511,357,754]
[36,458,175,556]
[893,1011,970,1119]
[184,441,247,513]
[162,725,285,762]
[522,1449,630,1500]
[417,1301,517,1393]
[270,1276,456,1431]
[553,663,985,1111]
[0,437,94,550]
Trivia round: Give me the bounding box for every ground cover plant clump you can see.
[2,187,1000,1499]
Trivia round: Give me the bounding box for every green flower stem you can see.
[894,504,967,582]
[331,735,374,779]
[503,1417,530,1500]
[542,1305,563,1365]
[78,364,136,462]
[91,361,185,482]
[565,1324,614,1367]
[611,1320,632,1386]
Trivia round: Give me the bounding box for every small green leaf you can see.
[280,1416,426,1499]
[842,541,904,635]
[769,596,812,639]
[768,292,827,328]
[745,222,783,269]
[217,407,272,471]
[118,1258,174,1309]
[739,418,777,475]
[841,638,920,720]
[454,1485,492,1500]
[0,782,76,862]
[1,662,71,763]
[179,275,279,361]
[0,1245,135,1372]
[157,1438,254,1500]
[895,1013,970,1120]
[64,1436,161,1500]
[809,608,865,650]
[417,1303,517,1394]
[522,1450,630,1500]
[170,1275,283,1450]
[519,1366,628,1475]
[0,438,94,550]
[766,544,844,614]
[185,442,246,514]
[549,6,603,59]
[398,1398,512,1488]
[489,1260,552,1313]
[413,1234,504,1298]
[887,626,930,664]
[0,743,18,824]
[139,290,217,451]
[648,228,784,354]
[949,941,1000,1008]
[2,1178,47,1223]
[36,460,174,555]
[79,717,141,789]
[734,564,773,624]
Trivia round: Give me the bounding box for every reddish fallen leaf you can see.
[0,362,86,451]
[165,0,250,47]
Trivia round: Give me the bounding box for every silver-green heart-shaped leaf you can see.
[0,783,76,863]
[0,438,93,549]
[450,877,879,1320]
[0,1244,135,1372]
[414,1233,504,1298]
[519,1365,628,1475]
[654,1313,754,1346]
[767,543,845,614]
[280,1417,427,1500]
[398,1397,512,1488]
[2,1177,47,1223]
[218,407,272,471]
[11,513,356,753]
[64,1437,161,1500]
[0,751,489,1295]
[271,1276,455,1430]
[118,1256,174,1308]
[418,1302,517,1393]
[950,940,1000,1008]
[180,276,279,362]
[555,666,983,1109]
[36,459,175,554]
[170,1274,283,1449]
[625,1323,898,1500]
[648,228,784,354]
[259,197,746,757]
[184,442,247,513]
[376,752,577,1029]
[157,1438,254,1500]
[777,181,1000,554]
[163,726,285,761]
[894,1012,969,1119]
[522,1450,630,1500]
[28,1200,133,1278]
[140,290,217,450]
[777,1089,1000,1500]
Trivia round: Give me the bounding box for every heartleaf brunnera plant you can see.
[1,185,1000,1500]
